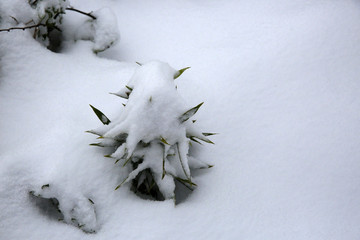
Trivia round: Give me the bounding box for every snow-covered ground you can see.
[1,0,360,239]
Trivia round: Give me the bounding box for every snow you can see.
[92,8,120,53]
[90,61,212,200]
[1,0,360,239]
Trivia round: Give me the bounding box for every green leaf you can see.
[173,176,196,191]
[189,136,202,145]
[191,135,214,144]
[202,132,218,136]
[175,177,197,187]
[179,102,204,123]
[41,184,50,189]
[176,143,190,179]
[85,130,102,136]
[115,177,128,190]
[125,85,133,91]
[109,92,128,99]
[122,156,131,167]
[160,136,169,145]
[89,104,111,125]
[89,143,104,147]
[174,67,190,79]
[88,198,94,204]
[136,62,142,66]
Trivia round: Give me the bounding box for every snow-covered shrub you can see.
[74,8,120,53]
[88,61,214,201]
[29,184,98,233]
[28,0,69,48]
[0,1,119,53]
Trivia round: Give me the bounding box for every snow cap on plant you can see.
[75,7,120,53]
[30,0,70,44]
[88,61,214,201]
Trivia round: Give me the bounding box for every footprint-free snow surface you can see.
[1,0,360,239]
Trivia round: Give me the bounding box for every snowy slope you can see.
[1,0,360,239]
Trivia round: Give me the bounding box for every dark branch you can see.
[0,23,46,33]
[10,16,19,24]
[0,6,96,33]
[66,7,97,20]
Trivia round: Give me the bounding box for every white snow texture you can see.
[1,0,360,240]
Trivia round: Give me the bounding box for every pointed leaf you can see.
[176,143,190,179]
[115,177,128,190]
[122,157,131,167]
[89,104,111,125]
[85,130,102,136]
[202,132,218,136]
[136,62,142,66]
[179,102,204,123]
[160,136,169,145]
[192,135,214,144]
[189,136,202,145]
[174,67,190,79]
[109,92,128,99]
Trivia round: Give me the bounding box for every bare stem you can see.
[0,23,46,33]
[65,7,96,20]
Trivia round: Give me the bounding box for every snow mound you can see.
[89,61,213,201]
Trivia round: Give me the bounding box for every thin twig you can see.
[66,7,96,20]
[0,23,46,33]
[10,16,19,24]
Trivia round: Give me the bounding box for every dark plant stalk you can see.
[65,7,96,20]
[0,23,46,32]
[0,6,96,33]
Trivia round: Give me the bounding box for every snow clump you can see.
[88,61,214,201]
[30,184,98,233]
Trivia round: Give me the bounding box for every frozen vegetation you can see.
[88,61,213,201]
[1,0,360,239]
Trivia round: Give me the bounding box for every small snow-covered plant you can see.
[0,1,119,53]
[75,8,120,53]
[88,61,215,201]
[29,184,98,233]
[28,0,69,46]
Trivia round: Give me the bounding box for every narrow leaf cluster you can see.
[88,61,215,202]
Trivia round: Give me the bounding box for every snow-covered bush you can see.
[29,184,98,233]
[74,8,120,53]
[28,0,69,48]
[88,61,214,201]
[0,0,119,53]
